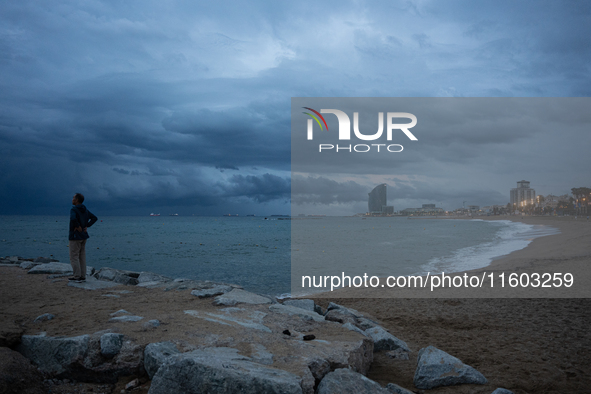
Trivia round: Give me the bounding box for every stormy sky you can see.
[1,1,590,215]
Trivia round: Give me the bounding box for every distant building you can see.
[540,194,569,209]
[510,180,536,207]
[368,184,394,215]
[401,204,444,216]
[467,205,480,211]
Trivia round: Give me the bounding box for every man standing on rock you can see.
[69,193,98,283]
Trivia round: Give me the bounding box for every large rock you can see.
[144,341,180,379]
[214,288,273,306]
[100,333,124,358]
[148,347,303,394]
[317,368,390,394]
[365,326,410,352]
[491,389,514,394]
[0,347,45,394]
[93,267,139,285]
[414,346,487,389]
[16,332,142,383]
[28,262,93,276]
[16,333,89,376]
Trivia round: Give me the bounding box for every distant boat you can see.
[169,213,179,216]
[150,213,160,216]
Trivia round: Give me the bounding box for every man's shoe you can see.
[68,277,78,281]
[76,278,86,283]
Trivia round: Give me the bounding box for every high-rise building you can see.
[368,184,387,213]
[510,180,536,207]
[368,184,394,215]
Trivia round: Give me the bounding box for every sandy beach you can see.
[316,216,591,392]
[1,216,590,393]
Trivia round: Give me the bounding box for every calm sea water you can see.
[0,216,558,296]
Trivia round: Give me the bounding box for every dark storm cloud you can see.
[0,0,590,214]
[220,173,290,203]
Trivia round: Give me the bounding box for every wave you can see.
[419,220,560,275]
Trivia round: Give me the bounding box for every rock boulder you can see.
[413,345,487,389]
[148,347,303,394]
[317,368,390,394]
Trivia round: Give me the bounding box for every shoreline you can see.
[307,216,591,298]
[1,216,590,393]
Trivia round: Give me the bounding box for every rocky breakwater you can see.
[0,256,508,393]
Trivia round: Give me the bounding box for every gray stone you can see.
[491,389,515,394]
[20,261,40,269]
[100,333,124,358]
[144,341,180,379]
[143,319,161,329]
[190,284,233,298]
[385,382,415,394]
[7,256,20,262]
[365,326,410,352]
[28,262,93,277]
[137,271,172,284]
[16,333,89,376]
[148,347,303,394]
[269,304,325,322]
[214,288,273,306]
[283,299,316,312]
[67,276,121,290]
[109,315,143,323]
[414,345,488,389]
[93,267,139,285]
[317,368,390,394]
[34,313,55,323]
[110,309,131,316]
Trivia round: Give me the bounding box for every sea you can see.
[0,216,559,297]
